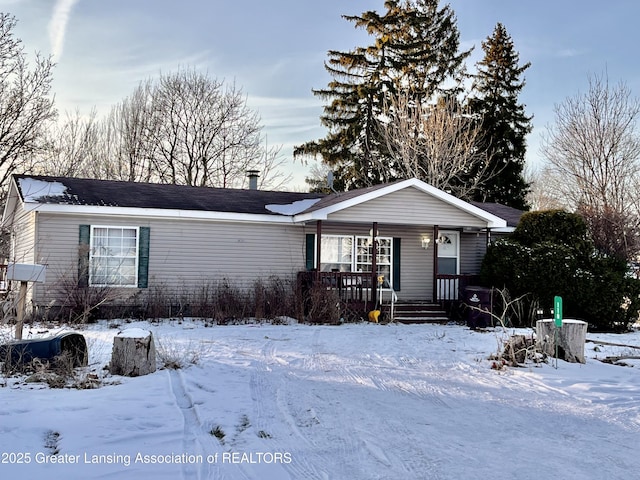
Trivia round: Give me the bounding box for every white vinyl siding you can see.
[327,187,489,228]
[4,207,37,302]
[460,232,488,275]
[33,213,305,305]
[10,210,36,265]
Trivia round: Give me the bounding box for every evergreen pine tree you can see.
[295,0,470,191]
[470,22,532,209]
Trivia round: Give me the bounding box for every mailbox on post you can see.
[6,263,47,283]
[5,263,47,340]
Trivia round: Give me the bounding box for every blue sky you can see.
[2,0,639,189]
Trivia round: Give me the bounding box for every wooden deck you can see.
[298,271,482,322]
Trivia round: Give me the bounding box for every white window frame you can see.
[89,225,139,287]
[320,234,353,272]
[319,234,393,287]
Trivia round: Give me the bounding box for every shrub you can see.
[155,335,210,369]
[38,273,310,325]
[142,276,299,323]
[52,268,133,323]
[305,283,341,324]
[481,210,640,331]
[512,210,592,254]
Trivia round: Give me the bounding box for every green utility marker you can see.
[554,296,563,327]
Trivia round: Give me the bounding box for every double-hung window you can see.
[89,226,139,287]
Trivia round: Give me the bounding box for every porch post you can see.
[433,224,439,302]
[371,222,378,307]
[315,220,322,279]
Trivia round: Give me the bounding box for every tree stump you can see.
[536,319,587,364]
[109,328,156,376]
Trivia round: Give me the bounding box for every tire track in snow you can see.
[304,329,390,472]
[312,339,446,478]
[354,371,444,478]
[371,353,452,409]
[249,340,275,439]
[263,328,444,478]
[250,338,328,480]
[168,369,223,480]
[306,328,330,372]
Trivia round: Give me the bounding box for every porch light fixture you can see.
[421,236,431,249]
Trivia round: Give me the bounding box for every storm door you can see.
[436,231,459,301]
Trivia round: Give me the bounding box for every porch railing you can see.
[299,271,482,320]
[298,271,386,320]
[435,274,481,305]
[315,271,375,301]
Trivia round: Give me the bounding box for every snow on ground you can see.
[0,319,639,480]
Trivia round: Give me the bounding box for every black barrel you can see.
[0,332,88,367]
[464,286,493,329]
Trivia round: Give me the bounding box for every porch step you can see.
[390,302,451,324]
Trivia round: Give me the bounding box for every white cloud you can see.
[48,0,80,60]
[556,48,587,58]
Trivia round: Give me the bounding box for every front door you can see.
[436,231,459,301]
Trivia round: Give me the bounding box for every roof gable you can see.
[294,178,507,228]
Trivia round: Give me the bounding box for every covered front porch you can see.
[298,269,481,322]
[291,179,509,322]
[299,219,488,322]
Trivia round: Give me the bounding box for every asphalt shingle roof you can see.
[14,175,326,216]
[14,175,523,226]
[471,201,524,227]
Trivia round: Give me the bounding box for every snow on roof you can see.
[18,177,67,202]
[265,198,322,215]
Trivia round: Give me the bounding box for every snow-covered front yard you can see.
[1,320,639,479]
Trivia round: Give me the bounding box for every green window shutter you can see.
[78,225,90,287]
[305,234,315,270]
[138,227,150,288]
[392,237,401,291]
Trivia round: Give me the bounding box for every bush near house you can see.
[481,210,640,331]
[27,274,340,326]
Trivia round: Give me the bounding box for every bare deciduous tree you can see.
[377,93,491,200]
[146,69,288,189]
[96,79,158,182]
[542,73,640,259]
[525,165,566,211]
[39,109,99,178]
[39,68,291,190]
[0,14,56,198]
